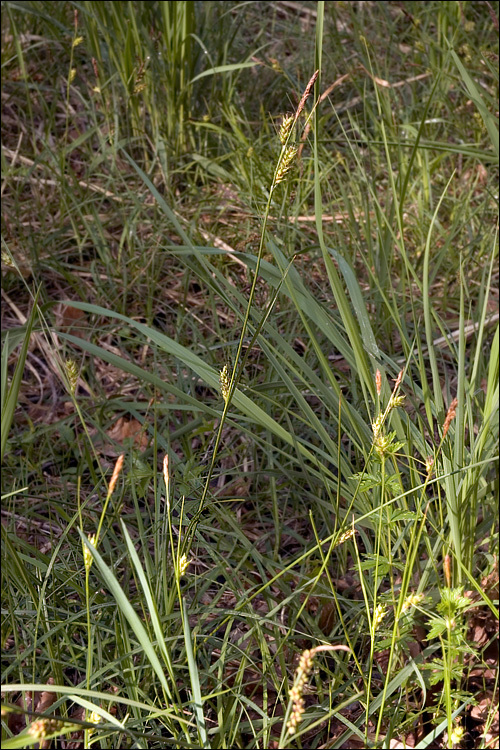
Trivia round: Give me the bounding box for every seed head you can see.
[393,370,404,390]
[65,359,79,394]
[287,649,315,735]
[294,69,319,123]
[425,455,435,478]
[279,113,294,144]
[219,364,231,403]
[108,454,124,498]
[1,249,14,268]
[372,413,384,440]
[401,592,424,613]
[443,554,452,588]
[390,393,406,411]
[179,553,190,576]
[28,718,64,740]
[274,146,298,186]
[372,604,387,631]
[163,454,170,487]
[442,398,458,439]
[374,433,392,457]
[84,533,96,572]
[335,528,355,546]
[450,721,465,746]
[287,644,351,735]
[87,709,102,737]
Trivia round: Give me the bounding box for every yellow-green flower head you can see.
[84,533,96,572]
[28,718,64,739]
[219,364,231,402]
[65,359,78,393]
[179,553,190,576]
[372,603,387,631]
[450,721,465,746]
[274,146,298,186]
[389,394,405,410]
[402,592,424,613]
[279,113,294,145]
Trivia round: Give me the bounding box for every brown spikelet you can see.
[442,397,458,439]
[297,72,350,158]
[375,369,382,396]
[108,454,124,497]
[443,553,452,587]
[294,69,319,123]
[393,370,404,390]
[163,454,170,487]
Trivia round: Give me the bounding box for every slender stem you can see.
[184,143,293,550]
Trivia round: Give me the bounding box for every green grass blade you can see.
[189,60,259,84]
[1,289,40,462]
[58,304,332,468]
[120,521,175,693]
[181,599,209,748]
[450,49,499,158]
[78,530,171,697]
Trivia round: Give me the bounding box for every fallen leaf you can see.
[107,416,148,450]
[54,302,87,338]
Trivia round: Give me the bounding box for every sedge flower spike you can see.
[108,454,124,497]
[274,146,298,186]
[179,554,190,576]
[372,604,387,631]
[293,69,319,124]
[442,397,458,439]
[84,533,96,573]
[65,359,78,393]
[286,644,351,735]
[28,718,64,740]
[279,113,294,144]
[219,364,231,403]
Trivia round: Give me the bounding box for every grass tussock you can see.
[1,1,499,748]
